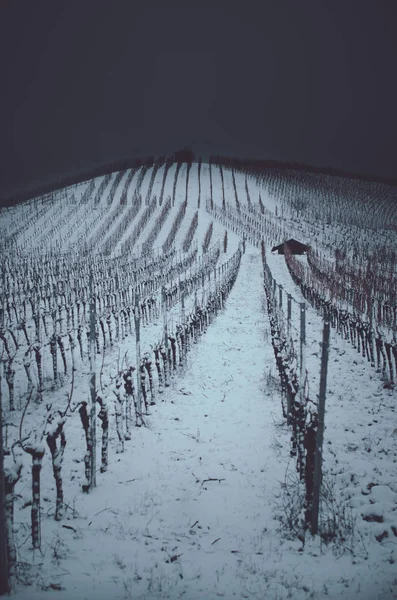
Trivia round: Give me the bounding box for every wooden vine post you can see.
[35,272,43,402]
[299,303,306,399]
[161,285,168,344]
[181,289,186,364]
[311,318,330,535]
[134,290,143,425]
[161,284,170,381]
[0,360,9,595]
[89,269,96,490]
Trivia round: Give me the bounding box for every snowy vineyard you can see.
[0,156,396,598]
[208,196,396,383]
[0,241,222,403]
[285,249,397,384]
[1,235,242,558]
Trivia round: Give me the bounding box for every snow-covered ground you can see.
[1,162,396,600]
[8,248,397,600]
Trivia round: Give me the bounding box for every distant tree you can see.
[133,157,143,168]
[174,147,195,164]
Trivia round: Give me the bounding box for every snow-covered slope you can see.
[0,162,396,600]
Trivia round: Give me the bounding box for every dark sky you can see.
[1,0,397,198]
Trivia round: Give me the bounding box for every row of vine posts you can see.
[0,242,243,594]
[208,197,334,537]
[261,240,331,537]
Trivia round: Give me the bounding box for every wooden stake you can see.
[89,270,96,489]
[311,319,330,535]
[299,303,306,402]
[0,361,10,595]
[134,291,142,423]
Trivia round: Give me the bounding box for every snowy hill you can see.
[0,161,396,600]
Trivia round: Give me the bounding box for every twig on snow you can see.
[211,537,221,545]
[201,478,225,486]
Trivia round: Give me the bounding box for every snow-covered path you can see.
[113,247,281,598]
